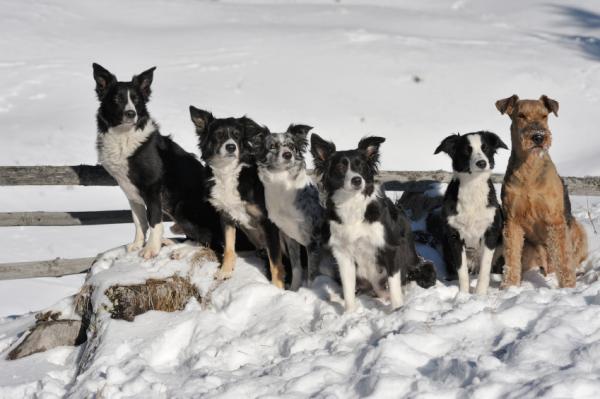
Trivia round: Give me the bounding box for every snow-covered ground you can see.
[1,200,600,398]
[1,0,600,397]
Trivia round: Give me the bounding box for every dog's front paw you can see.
[139,244,160,259]
[127,241,144,252]
[215,268,233,281]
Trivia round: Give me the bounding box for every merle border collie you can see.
[93,63,221,258]
[311,134,435,311]
[252,124,325,290]
[428,131,508,294]
[189,106,286,288]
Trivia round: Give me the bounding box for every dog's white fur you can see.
[259,167,314,246]
[207,155,253,230]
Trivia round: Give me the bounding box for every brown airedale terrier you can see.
[496,94,587,288]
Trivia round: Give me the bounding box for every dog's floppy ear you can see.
[132,66,156,100]
[434,134,460,156]
[92,63,116,100]
[287,124,313,138]
[495,94,519,115]
[481,131,509,151]
[358,136,385,164]
[310,133,336,165]
[288,124,312,152]
[540,95,559,117]
[189,106,214,137]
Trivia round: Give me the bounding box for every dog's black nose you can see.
[475,160,487,169]
[225,144,237,153]
[124,110,136,119]
[282,151,292,160]
[351,176,362,188]
[532,133,544,145]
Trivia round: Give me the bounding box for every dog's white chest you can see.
[209,161,253,229]
[447,174,496,250]
[259,169,313,245]
[97,122,154,204]
[329,193,387,283]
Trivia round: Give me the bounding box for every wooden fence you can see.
[1,165,599,280]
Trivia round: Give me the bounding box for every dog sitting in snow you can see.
[252,124,325,290]
[496,94,587,288]
[311,134,436,311]
[189,106,286,288]
[93,64,222,258]
[427,131,507,294]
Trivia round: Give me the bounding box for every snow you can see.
[1,0,600,397]
[2,211,600,398]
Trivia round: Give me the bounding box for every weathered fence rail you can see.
[1,165,599,280]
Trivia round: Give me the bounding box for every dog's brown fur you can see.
[496,94,587,288]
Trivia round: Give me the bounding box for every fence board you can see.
[1,166,599,195]
[0,257,94,280]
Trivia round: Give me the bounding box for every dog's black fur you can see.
[93,63,223,257]
[427,131,507,293]
[311,134,436,311]
[189,107,286,286]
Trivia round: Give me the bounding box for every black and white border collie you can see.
[311,134,431,311]
[428,131,508,294]
[189,106,286,288]
[252,125,325,290]
[93,64,221,259]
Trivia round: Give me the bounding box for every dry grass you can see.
[105,276,201,321]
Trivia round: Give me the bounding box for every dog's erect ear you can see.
[132,66,156,100]
[240,116,269,139]
[287,124,313,138]
[434,134,460,156]
[540,95,559,117]
[189,106,214,136]
[481,131,509,151]
[92,63,116,100]
[358,136,386,162]
[495,94,519,115]
[310,133,336,163]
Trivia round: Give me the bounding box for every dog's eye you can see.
[130,93,138,103]
[518,113,526,120]
[481,144,488,152]
[217,131,227,140]
[270,143,277,150]
[336,163,345,173]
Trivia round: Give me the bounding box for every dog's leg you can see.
[127,200,148,252]
[475,246,494,295]
[570,221,588,266]
[306,241,321,286]
[265,221,285,289]
[285,236,303,291]
[457,248,469,293]
[215,219,236,280]
[140,189,163,259]
[388,271,403,309]
[547,222,575,288]
[333,249,357,312]
[502,220,524,288]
